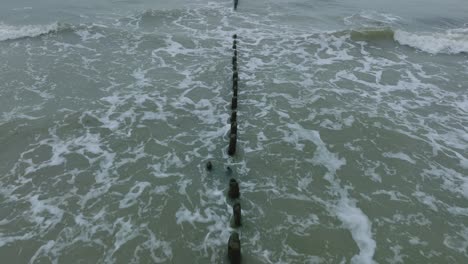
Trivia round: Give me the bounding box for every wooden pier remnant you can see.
[228,232,241,263]
[228,178,240,199]
[233,202,241,227]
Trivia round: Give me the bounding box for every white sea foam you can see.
[413,189,439,211]
[0,22,59,41]
[408,236,428,246]
[373,190,410,202]
[395,28,468,54]
[344,11,402,27]
[119,182,151,209]
[29,195,64,232]
[382,152,416,164]
[284,123,376,263]
[336,199,376,264]
[443,227,468,255]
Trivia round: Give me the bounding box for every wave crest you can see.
[394,28,468,54]
[0,22,62,42]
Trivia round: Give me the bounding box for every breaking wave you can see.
[394,28,468,54]
[0,22,61,41]
[0,22,80,42]
[347,27,468,55]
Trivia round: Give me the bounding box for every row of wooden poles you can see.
[205,2,242,263]
[227,34,242,264]
[229,2,240,261]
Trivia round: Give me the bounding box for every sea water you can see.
[0,0,467,263]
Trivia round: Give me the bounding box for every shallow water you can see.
[1,0,468,263]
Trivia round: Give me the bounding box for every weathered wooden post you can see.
[228,232,241,263]
[206,161,213,171]
[228,133,237,156]
[228,178,240,198]
[231,121,238,136]
[231,111,237,124]
[233,202,241,227]
[231,96,238,110]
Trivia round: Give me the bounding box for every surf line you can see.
[227,33,242,264]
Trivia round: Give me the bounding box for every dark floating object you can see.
[233,43,237,50]
[233,34,237,39]
[231,111,237,124]
[231,96,238,110]
[232,56,237,66]
[231,121,238,136]
[226,166,233,175]
[206,161,213,171]
[233,202,241,227]
[233,71,238,81]
[233,40,237,46]
[228,133,237,156]
[228,178,240,199]
[228,232,241,264]
[234,50,237,57]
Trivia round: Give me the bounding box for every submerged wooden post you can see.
[233,202,241,227]
[231,121,238,136]
[206,161,213,171]
[228,133,237,156]
[233,71,238,81]
[228,178,240,198]
[231,111,237,124]
[228,232,241,263]
[231,96,238,110]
